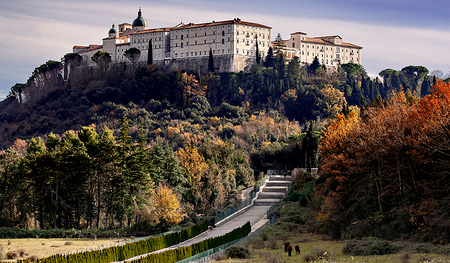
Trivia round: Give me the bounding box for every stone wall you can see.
[155,54,256,74]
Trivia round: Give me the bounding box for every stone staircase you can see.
[253,175,291,206]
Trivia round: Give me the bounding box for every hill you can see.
[0,52,446,237]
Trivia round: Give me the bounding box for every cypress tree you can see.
[208,48,214,73]
[255,38,261,65]
[264,46,274,68]
[148,39,153,65]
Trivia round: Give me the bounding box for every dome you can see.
[108,24,118,34]
[132,8,148,28]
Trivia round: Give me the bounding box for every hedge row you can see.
[17,220,208,263]
[130,221,251,263]
[0,227,112,239]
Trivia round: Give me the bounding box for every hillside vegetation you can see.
[0,49,447,239]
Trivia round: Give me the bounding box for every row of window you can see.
[174,49,232,58]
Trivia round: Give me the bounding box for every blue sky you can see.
[0,0,449,100]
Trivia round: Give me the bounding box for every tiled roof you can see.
[172,19,271,30]
[77,45,103,54]
[73,44,102,49]
[133,27,173,35]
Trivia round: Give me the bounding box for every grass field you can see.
[214,233,450,263]
[0,237,128,261]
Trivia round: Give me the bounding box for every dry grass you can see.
[214,233,450,263]
[0,237,127,261]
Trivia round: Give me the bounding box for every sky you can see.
[0,0,449,100]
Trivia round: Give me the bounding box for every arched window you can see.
[181,42,184,48]
[292,43,295,48]
[222,38,225,44]
[181,35,184,40]
[222,30,225,36]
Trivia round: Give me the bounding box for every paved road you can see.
[121,205,272,262]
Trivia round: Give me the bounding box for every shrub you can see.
[6,251,18,259]
[267,238,279,250]
[303,248,329,262]
[226,246,249,258]
[247,237,265,249]
[342,238,395,256]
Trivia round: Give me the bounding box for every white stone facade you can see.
[275,32,362,67]
[73,9,363,72]
[73,10,271,72]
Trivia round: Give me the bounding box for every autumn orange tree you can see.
[153,184,184,228]
[179,72,207,105]
[318,80,450,241]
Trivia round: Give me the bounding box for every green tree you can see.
[255,37,261,65]
[148,39,153,65]
[264,46,275,68]
[62,53,82,81]
[91,51,111,73]
[124,47,141,68]
[208,48,214,73]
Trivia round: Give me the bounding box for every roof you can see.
[132,8,148,28]
[132,27,173,35]
[76,45,103,54]
[172,18,271,30]
[291,32,307,35]
[303,37,362,48]
[73,44,102,50]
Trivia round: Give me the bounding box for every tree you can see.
[273,33,285,54]
[124,47,141,68]
[147,39,153,65]
[264,46,275,68]
[179,72,207,105]
[208,48,214,73]
[153,184,184,228]
[309,56,321,75]
[255,37,261,65]
[91,51,111,73]
[62,53,82,81]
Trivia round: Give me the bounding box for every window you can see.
[237,39,239,43]
[222,49,225,53]
[181,35,184,40]
[195,33,197,37]
[176,35,178,39]
[199,51,202,55]
[191,52,194,56]
[181,42,184,48]
[292,43,295,48]
[205,32,207,36]
[195,41,198,45]
[222,30,225,36]
[159,37,161,41]
[204,40,207,44]
[176,43,178,47]
[222,38,225,44]
[213,39,215,43]
[195,52,197,56]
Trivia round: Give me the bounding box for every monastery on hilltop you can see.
[73,9,362,73]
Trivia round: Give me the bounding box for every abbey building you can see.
[73,9,362,73]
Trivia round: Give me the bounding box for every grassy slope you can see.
[217,233,450,263]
